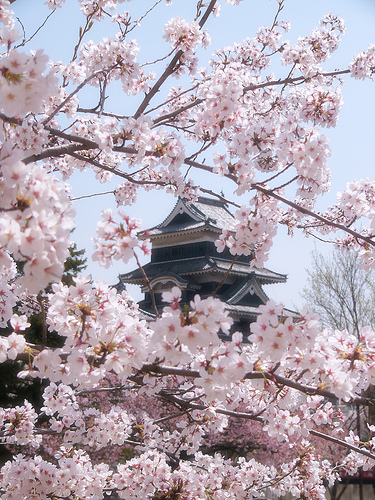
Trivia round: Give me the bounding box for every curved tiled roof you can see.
[119,256,286,286]
[143,196,235,238]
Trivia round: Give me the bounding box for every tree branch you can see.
[252,184,375,249]
[311,429,375,462]
[133,0,217,119]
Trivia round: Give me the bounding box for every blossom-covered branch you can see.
[0,0,375,498]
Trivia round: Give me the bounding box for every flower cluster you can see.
[0,448,112,500]
[0,157,75,293]
[42,382,135,449]
[119,115,189,194]
[0,45,57,118]
[0,401,40,447]
[150,288,250,401]
[0,260,17,326]
[0,314,29,361]
[251,300,375,401]
[93,209,150,268]
[316,179,375,269]
[281,13,346,76]
[4,118,49,155]
[0,287,371,498]
[45,0,66,8]
[114,180,138,206]
[350,43,375,80]
[113,449,279,500]
[163,16,207,74]
[77,36,153,94]
[189,19,336,221]
[215,195,280,267]
[0,1,14,29]
[29,277,150,387]
[340,426,375,477]
[78,0,131,20]
[42,85,79,118]
[0,0,374,498]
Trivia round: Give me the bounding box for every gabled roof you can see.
[144,196,235,238]
[225,277,269,305]
[144,272,201,293]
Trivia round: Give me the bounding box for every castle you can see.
[119,196,290,340]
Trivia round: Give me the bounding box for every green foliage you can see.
[119,446,136,463]
[61,241,87,287]
[0,241,87,410]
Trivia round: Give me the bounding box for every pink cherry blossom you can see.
[0,1,374,498]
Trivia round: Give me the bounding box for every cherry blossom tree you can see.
[0,0,375,498]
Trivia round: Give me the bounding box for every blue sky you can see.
[12,0,375,310]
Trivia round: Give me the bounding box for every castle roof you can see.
[119,256,286,286]
[142,196,235,239]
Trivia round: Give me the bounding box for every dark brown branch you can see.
[0,113,22,125]
[133,0,217,119]
[19,120,375,252]
[253,184,375,249]
[152,67,358,128]
[44,126,99,148]
[152,97,203,126]
[23,143,90,164]
[146,83,199,116]
[13,342,375,409]
[256,162,294,186]
[141,363,374,407]
[158,389,375,461]
[134,50,185,119]
[183,158,375,249]
[311,429,375,461]
[68,151,168,188]
[197,0,217,27]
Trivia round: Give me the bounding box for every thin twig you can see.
[146,83,199,116]
[126,0,164,35]
[134,252,160,318]
[212,255,240,297]
[16,9,56,48]
[72,191,114,201]
[42,68,116,126]
[199,187,241,209]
